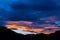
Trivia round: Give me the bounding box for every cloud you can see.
[0,0,60,21]
[5,20,60,35]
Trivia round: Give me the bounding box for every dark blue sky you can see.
[0,0,60,21]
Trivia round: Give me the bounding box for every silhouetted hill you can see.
[0,26,24,39]
[0,26,60,40]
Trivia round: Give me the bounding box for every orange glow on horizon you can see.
[5,21,60,35]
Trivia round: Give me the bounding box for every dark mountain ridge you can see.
[0,26,60,40]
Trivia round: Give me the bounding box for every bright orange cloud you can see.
[5,21,60,35]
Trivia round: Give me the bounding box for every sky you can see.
[0,0,60,21]
[0,0,60,26]
[0,0,60,35]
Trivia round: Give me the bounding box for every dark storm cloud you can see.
[11,0,58,11]
[0,0,60,21]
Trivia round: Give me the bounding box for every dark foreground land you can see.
[0,26,60,40]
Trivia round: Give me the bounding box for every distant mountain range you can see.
[0,26,60,40]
